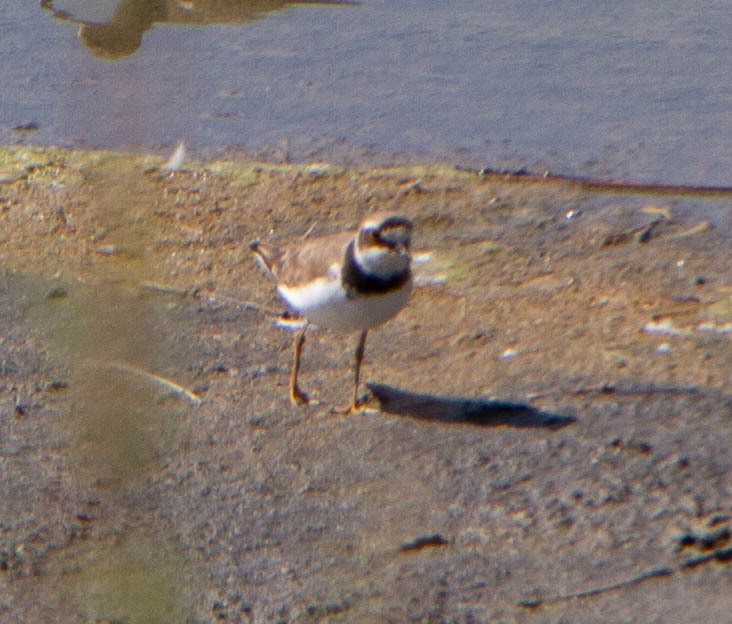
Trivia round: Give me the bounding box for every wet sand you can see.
[1,146,730,622]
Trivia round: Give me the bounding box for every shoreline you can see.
[2,144,730,622]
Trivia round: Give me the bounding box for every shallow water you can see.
[1,0,731,185]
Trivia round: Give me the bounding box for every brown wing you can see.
[250,231,353,286]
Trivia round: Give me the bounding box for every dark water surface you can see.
[1,1,731,185]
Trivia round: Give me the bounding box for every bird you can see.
[250,212,413,412]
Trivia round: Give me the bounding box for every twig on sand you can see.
[601,217,666,247]
[138,284,283,323]
[519,567,673,609]
[92,360,202,406]
[301,222,318,240]
[527,382,700,402]
[519,537,732,608]
[196,291,280,317]
[681,546,732,569]
[139,282,190,296]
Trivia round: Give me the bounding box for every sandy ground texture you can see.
[1,146,731,623]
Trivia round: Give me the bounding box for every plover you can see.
[250,212,413,412]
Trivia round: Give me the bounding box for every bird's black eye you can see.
[377,224,410,250]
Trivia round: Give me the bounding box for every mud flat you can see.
[1,146,730,622]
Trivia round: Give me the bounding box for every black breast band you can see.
[341,241,411,296]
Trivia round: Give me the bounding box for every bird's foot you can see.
[289,384,310,406]
[330,393,379,415]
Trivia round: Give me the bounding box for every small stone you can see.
[45,286,68,300]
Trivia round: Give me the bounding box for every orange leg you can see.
[289,327,309,406]
[350,330,368,412]
[331,331,369,414]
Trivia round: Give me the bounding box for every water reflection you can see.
[20,2,731,187]
[41,0,354,59]
[28,281,196,482]
[7,149,202,619]
[23,279,198,621]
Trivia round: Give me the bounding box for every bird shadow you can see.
[367,383,575,430]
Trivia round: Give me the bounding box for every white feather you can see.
[163,141,186,172]
[354,245,410,280]
[278,276,412,332]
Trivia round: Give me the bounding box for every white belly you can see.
[278,278,412,332]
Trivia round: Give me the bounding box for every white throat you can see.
[353,244,410,279]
